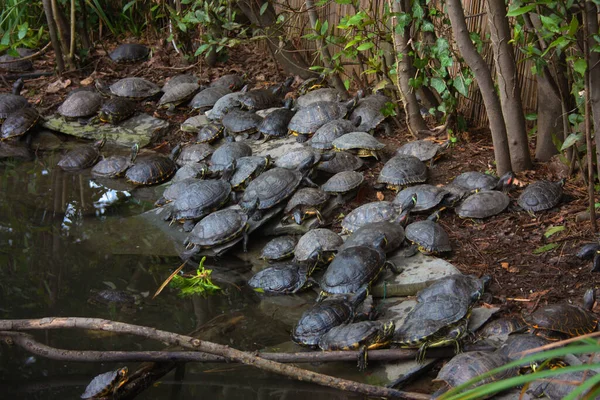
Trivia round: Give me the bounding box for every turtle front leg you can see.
[416,343,429,364]
[357,345,369,371]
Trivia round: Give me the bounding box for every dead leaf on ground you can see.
[80,77,94,86]
[46,79,71,93]
[376,191,385,201]
[501,262,519,273]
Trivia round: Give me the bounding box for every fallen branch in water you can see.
[0,317,430,399]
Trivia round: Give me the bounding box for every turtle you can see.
[495,334,551,369]
[377,154,428,191]
[395,140,449,166]
[0,107,40,140]
[125,145,180,186]
[529,369,598,400]
[318,235,399,297]
[209,141,252,174]
[248,261,313,294]
[190,86,232,112]
[229,155,272,191]
[206,88,248,120]
[176,143,214,167]
[257,99,295,140]
[340,221,406,254]
[167,179,232,230]
[310,118,360,151]
[393,293,473,362]
[517,179,564,213]
[196,122,225,144]
[417,275,488,307]
[155,177,204,207]
[0,48,34,71]
[318,320,395,371]
[452,170,516,192]
[182,208,249,258]
[91,144,138,179]
[274,147,323,171]
[341,195,417,234]
[331,131,385,160]
[238,83,288,111]
[316,151,364,174]
[97,97,136,124]
[57,139,105,171]
[282,187,330,225]
[432,351,516,398]
[292,286,368,347]
[288,97,358,143]
[294,228,343,265]
[349,92,391,133]
[109,43,150,63]
[158,82,201,109]
[476,317,527,341]
[393,184,450,212]
[81,367,129,399]
[87,289,138,308]
[0,79,29,120]
[320,170,364,203]
[162,74,199,92]
[455,190,510,219]
[295,88,341,109]
[221,109,263,138]
[297,75,329,95]
[404,208,451,255]
[260,235,298,262]
[171,163,209,183]
[521,288,598,340]
[108,77,161,100]
[58,90,103,119]
[210,73,245,91]
[577,242,600,273]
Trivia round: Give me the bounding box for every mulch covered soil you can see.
[6,36,600,317]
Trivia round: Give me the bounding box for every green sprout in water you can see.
[170,257,221,298]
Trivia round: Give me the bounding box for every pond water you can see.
[0,147,365,399]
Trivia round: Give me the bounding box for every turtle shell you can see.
[176,143,214,166]
[260,235,298,261]
[332,131,385,152]
[210,74,245,91]
[456,190,510,219]
[341,201,402,233]
[523,303,598,339]
[196,123,224,143]
[98,97,136,124]
[81,367,128,399]
[229,156,270,190]
[393,184,448,212]
[434,351,515,391]
[349,93,390,132]
[158,82,201,107]
[0,49,34,71]
[274,148,320,170]
[318,320,392,351]
[417,274,485,304]
[238,87,284,111]
[125,154,177,185]
[319,245,386,295]
[208,91,245,120]
[109,43,149,63]
[452,171,501,191]
[340,221,405,253]
[284,187,329,214]
[222,109,263,135]
[405,218,451,254]
[170,179,231,221]
[321,171,364,194]
[288,101,349,136]
[316,151,364,174]
[311,119,357,150]
[1,107,39,139]
[396,140,442,161]
[158,178,202,205]
[0,93,29,119]
[258,106,295,138]
[58,91,102,118]
[91,155,132,178]
[190,86,232,111]
[162,74,199,92]
[295,88,340,109]
[57,141,103,171]
[495,334,549,364]
[240,167,302,212]
[529,370,598,399]
[477,317,527,340]
[292,296,357,347]
[171,163,208,182]
[209,141,252,172]
[248,261,310,294]
[109,77,160,99]
[185,208,248,247]
[517,180,563,212]
[378,155,427,187]
[294,228,343,262]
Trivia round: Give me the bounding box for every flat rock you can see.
[42,113,168,148]
[181,114,209,132]
[248,135,305,159]
[371,252,461,297]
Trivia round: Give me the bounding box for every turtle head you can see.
[263,154,274,168]
[306,247,323,275]
[292,209,305,225]
[496,171,516,192]
[221,159,237,181]
[351,114,362,127]
[96,137,107,149]
[583,288,596,310]
[297,153,316,175]
[372,233,388,252]
[284,97,294,110]
[129,143,140,163]
[401,194,418,213]
[170,143,183,160]
[244,197,260,220]
[427,206,446,222]
[12,78,24,95]
[381,320,396,340]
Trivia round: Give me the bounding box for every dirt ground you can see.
[8,37,600,318]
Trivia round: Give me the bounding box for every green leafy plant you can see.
[170,257,221,297]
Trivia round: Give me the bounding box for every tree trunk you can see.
[535,68,563,161]
[585,1,600,183]
[388,0,429,137]
[78,0,91,50]
[485,0,532,171]
[237,0,316,79]
[42,0,65,73]
[445,0,512,174]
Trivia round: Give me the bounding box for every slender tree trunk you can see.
[535,69,563,161]
[485,0,532,171]
[583,6,597,231]
[78,0,91,49]
[69,0,75,61]
[445,0,512,174]
[304,0,348,98]
[585,1,600,184]
[388,0,429,137]
[42,0,64,73]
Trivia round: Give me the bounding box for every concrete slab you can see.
[371,252,461,297]
[248,135,305,159]
[42,113,168,148]
[181,115,209,133]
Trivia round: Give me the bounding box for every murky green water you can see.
[0,149,364,399]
